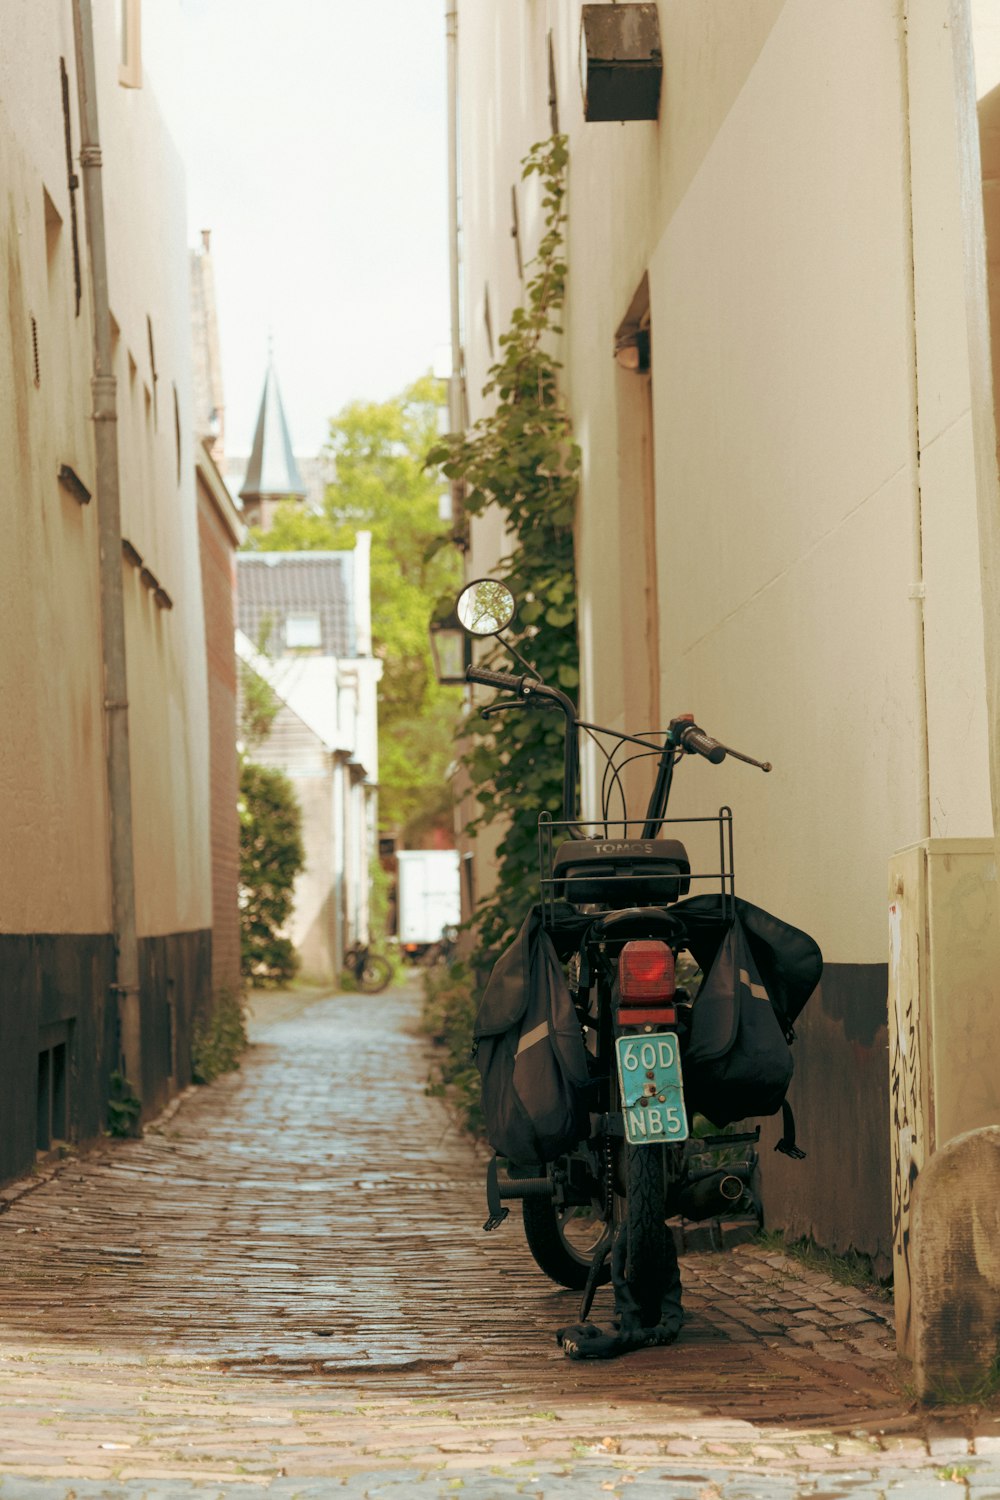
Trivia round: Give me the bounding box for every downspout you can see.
[71,0,143,1113]
[445,0,467,538]
[897,2,932,841]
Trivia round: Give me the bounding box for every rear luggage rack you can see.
[538,808,735,929]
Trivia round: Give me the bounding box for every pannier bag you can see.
[678,898,823,1134]
[473,907,590,1164]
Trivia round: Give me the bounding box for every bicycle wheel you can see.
[624,1143,672,1325]
[358,953,393,993]
[520,1157,612,1292]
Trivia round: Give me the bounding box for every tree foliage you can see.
[245,376,463,840]
[239,760,305,985]
[427,136,580,957]
[236,640,305,986]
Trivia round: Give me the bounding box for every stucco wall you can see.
[459,0,994,956]
[0,1,211,942]
[457,0,999,1257]
[0,2,212,1178]
[0,4,110,934]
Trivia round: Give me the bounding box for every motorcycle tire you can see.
[624,1143,671,1325]
[357,954,393,994]
[521,1169,612,1292]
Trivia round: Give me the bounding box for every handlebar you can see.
[467,664,580,818]
[677,722,727,764]
[466,665,526,693]
[466,663,769,824]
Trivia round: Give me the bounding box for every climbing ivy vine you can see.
[428,135,580,958]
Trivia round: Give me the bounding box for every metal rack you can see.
[538,807,735,929]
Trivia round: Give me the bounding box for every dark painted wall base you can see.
[757,960,893,1278]
[0,929,212,1187]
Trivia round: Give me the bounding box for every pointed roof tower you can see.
[239,356,306,530]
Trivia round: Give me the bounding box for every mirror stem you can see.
[496,631,541,680]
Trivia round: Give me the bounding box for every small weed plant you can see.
[756,1228,892,1301]
[925,1352,1000,1407]
[420,961,481,1136]
[106,1070,142,1137]
[191,990,248,1084]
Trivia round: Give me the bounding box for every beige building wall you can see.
[458,0,995,959]
[0,1,210,942]
[97,14,211,939]
[0,0,213,1172]
[457,0,1000,1260]
[0,4,110,934]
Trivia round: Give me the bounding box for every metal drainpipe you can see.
[445,0,466,537]
[71,0,143,1109]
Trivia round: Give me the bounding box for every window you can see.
[43,187,62,279]
[548,32,560,135]
[146,315,158,427]
[511,186,523,281]
[37,1022,72,1152]
[285,613,322,651]
[483,284,494,360]
[118,0,142,88]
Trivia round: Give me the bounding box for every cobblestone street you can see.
[0,980,997,1499]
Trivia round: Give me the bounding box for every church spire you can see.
[239,355,306,531]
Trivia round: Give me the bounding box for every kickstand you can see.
[579,1230,613,1321]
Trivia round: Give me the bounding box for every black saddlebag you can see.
[676,897,823,1131]
[473,906,590,1165]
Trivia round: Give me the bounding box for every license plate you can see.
[615,1032,689,1145]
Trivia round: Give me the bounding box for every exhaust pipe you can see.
[676,1169,746,1221]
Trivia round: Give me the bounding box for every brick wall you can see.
[197,488,242,997]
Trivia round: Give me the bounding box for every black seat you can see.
[552,837,690,906]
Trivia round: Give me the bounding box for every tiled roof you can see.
[236,552,356,658]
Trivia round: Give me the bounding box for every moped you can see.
[456,578,822,1359]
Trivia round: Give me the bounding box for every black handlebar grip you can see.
[466,665,524,692]
[681,725,727,764]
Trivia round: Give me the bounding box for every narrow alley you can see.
[0,980,995,1500]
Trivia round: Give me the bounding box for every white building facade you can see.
[236,540,381,982]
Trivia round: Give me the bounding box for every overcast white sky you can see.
[147,0,450,459]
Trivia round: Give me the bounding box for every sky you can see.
[146,0,451,460]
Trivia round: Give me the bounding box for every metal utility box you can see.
[580,4,662,122]
[887,838,1000,1356]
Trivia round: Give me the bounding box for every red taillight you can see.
[618,940,675,1000]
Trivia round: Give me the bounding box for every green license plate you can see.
[615,1032,689,1145]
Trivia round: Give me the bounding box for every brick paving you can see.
[0,979,997,1497]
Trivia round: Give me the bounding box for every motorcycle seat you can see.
[552,837,691,906]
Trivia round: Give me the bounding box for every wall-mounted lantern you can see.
[580,4,662,123]
[429,602,472,686]
[614,327,651,373]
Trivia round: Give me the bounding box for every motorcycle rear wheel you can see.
[521,1165,612,1292]
[624,1143,672,1325]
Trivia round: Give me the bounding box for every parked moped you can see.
[456,579,822,1359]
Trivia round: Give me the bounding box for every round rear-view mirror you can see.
[456,579,516,636]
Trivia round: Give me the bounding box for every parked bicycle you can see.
[342,942,393,994]
[457,579,822,1360]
